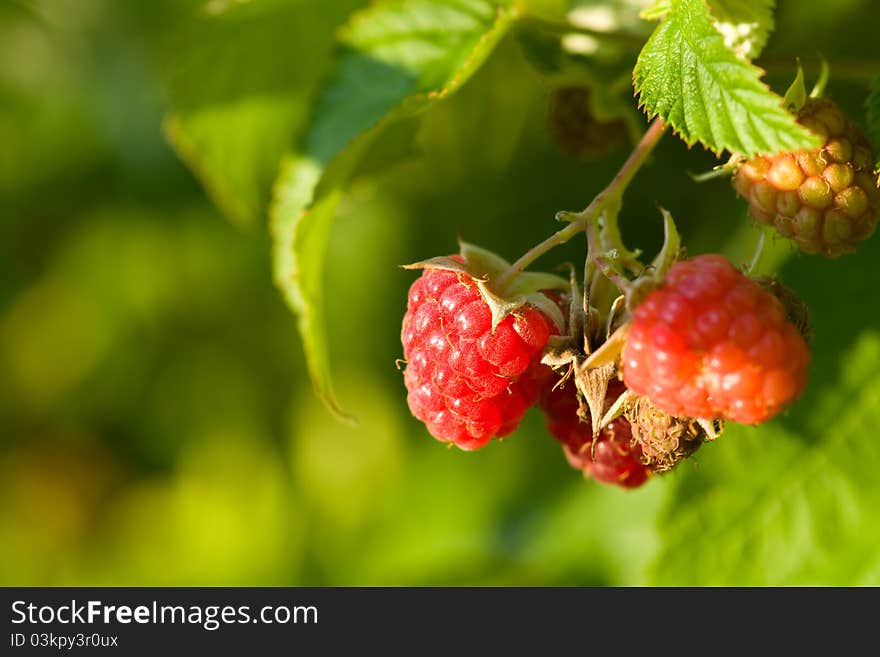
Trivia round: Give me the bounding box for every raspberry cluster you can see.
[734,98,880,257]
[401,248,813,489]
[396,94,876,490]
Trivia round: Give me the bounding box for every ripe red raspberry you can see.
[538,376,649,488]
[588,417,649,488]
[401,265,557,450]
[733,98,880,257]
[622,254,810,425]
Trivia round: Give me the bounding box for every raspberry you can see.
[401,264,557,450]
[622,254,810,425]
[588,418,649,488]
[547,86,628,160]
[538,376,649,488]
[733,98,880,257]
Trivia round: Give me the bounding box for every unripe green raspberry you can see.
[734,98,880,257]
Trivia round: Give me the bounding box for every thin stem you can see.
[583,233,593,315]
[497,118,667,287]
[594,118,668,203]
[747,228,767,275]
[587,218,629,293]
[689,165,734,183]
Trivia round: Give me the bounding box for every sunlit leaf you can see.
[634,0,818,155]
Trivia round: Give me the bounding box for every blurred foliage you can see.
[1,0,879,586]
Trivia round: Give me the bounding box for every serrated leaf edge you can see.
[632,0,819,157]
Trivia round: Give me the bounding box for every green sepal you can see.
[458,241,513,279]
[809,56,830,99]
[401,256,471,275]
[402,241,569,333]
[783,60,807,112]
[649,207,682,278]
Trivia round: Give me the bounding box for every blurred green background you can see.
[2,0,880,586]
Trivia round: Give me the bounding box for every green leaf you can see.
[640,0,671,21]
[643,0,775,59]
[651,333,880,585]
[868,75,880,170]
[271,157,351,422]
[165,1,358,226]
[271,0,517,418]
[648,207,681,276]
[782,59,807,111]
[708,0,775,60]
[633,0,819,156]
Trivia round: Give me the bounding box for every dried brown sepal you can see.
[752,275,813,343]
[624,395,716,473]
[572,361,616,439]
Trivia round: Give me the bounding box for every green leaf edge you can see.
[633,0,820,157]
[270,2,519,421]
[163,114,256,227]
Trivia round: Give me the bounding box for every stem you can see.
[747,228,767,275]
[586,218,629,292]
[497,118,667,287]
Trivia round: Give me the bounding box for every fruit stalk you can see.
[497,118,667,287]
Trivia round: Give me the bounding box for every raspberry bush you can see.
[157,0,880,584]
[378,0,876,488]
